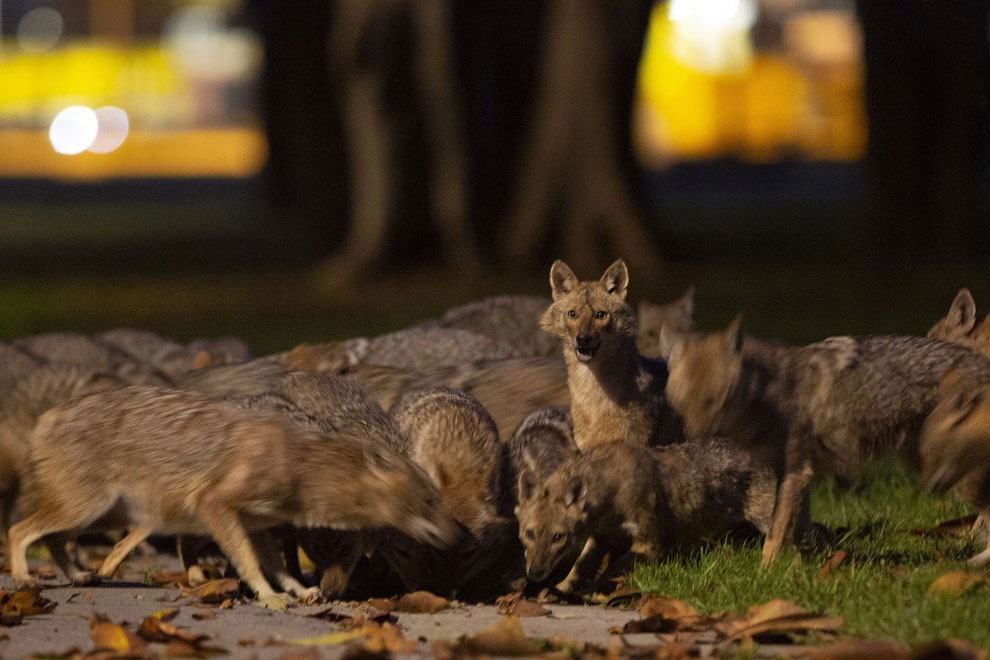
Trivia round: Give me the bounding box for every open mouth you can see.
[575,344,599,362]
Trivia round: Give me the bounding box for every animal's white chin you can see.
[575,349,594,363]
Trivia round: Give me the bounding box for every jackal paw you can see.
[13,575,39,590]
[70,570,101,586]
[294,585,322,604]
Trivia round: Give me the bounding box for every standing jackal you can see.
[665,317,990,565]
[540,259,682,448]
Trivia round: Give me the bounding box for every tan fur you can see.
[928,288,990,358]
[347,356,570,441]
[540,259,682,448]
[666,318,990,565]
[636,287,696,359]
[920,371,990,567]
[514,439,775,591]
[9,385,456,599]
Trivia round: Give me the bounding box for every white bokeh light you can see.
[49,106,99,155]
[88,106,130,153]
[17,7,64,53]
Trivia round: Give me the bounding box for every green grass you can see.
[631,460,989,646]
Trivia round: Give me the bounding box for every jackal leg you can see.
[196,499,275,599]
[557,537,604,593]
[97,527,153,578]
[9,495,117,588]
[762,462,814,567]
[252,530,320,601]
[968,513,990,567]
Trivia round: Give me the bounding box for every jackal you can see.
[514,438,775,591]
[507,406,578,483]
[920,371,990,567]
[540,259,682,448]
[378,387,505,596]
[928,288,990,358]
[346,356,570,441]
[636,287,696,359]
[665,317,990,565]
[434,295,559,358]
[97,329,248,379]
[13,332,172,386]
[9,385,457,599]
[0,343,45,396]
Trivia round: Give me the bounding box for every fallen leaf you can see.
[0,586,57,624]
[138,616,207,644]
[717,600,843,645]
[91,616,149,656]
[926,571,988,598]
[496,592,550,617]
[638,594,698,620]
[151,609,180,622]
[778,639,912,659]
[361,622,418,653]
[456,616,542,656]
[287,631,365,647]
[430,639,454,660]
[191,611,216,621]
[151,571,190,587]
[615,615,678,634]
[367,591,449,614]
[819,550,849,578]
[162,639,228,658]
[909,515,979,538]
[182,578,240,604]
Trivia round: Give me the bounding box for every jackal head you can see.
[665,316,744,438]
[513,467,588,582]
[920,371,990,494]
[540,259,637,364]
[636,286,696,359]
[928,288,990,359]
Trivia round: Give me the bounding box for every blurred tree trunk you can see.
[504,0,659,276]
[314,0,472,285]
[856,0,989,262]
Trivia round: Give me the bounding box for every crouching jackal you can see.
[9,385,457,600]
[514,438,775,592]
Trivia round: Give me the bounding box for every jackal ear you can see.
[723,315,744,356]
[676,287,696,326]
[563,475,586,509]
[549,260,579,300]
[518,469,538,502]
[947,288,977,333]
[600,259,629,300]
[659,326,684,362]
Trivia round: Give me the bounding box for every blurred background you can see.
[0,0,988,351]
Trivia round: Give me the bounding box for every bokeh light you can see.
[49,106,99,155]
[88,106,130,153]
[17,7,64,54]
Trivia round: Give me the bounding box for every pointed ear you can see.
[677,286,696,320]
[659,326,684,362]
[723,315,744,356]
[192,351,211,370]
[563,475,586,509]
[948,289,977,333]
[549,260,579,301]
[599,259,629,300]
[518,469,538,502]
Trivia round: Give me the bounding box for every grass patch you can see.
[631,460,989,645]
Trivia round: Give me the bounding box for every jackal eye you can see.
[524,529,536,539]
[595,311,607,320]
[552,533,565,543]
[567,310,577,319]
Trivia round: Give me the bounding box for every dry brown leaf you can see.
[712,599,843,646]
[457,616,542,656]
[360,621,418,654]
[151,571,190,587]
[638,594,699,620]
[909,515,980,538]
[182,578,241,604]
[0,585,57,624]
[191,610,216,621]
[779,639,912,659]
[590,586,641,607]
[161,639,228,658]
[137,616,208,645]
[496,592,550,617]
[91,617,149,656]
[819,550,849,578]
[614,615,679,634]
[367,590,449,614]
[430,639,454,660]
[926,571,988,598]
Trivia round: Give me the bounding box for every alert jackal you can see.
[9,385,457,599]
[540,259,682,448]
[920,371,990,567]
[665,317,990,565]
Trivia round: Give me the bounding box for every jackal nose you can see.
[576,334,596,348]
